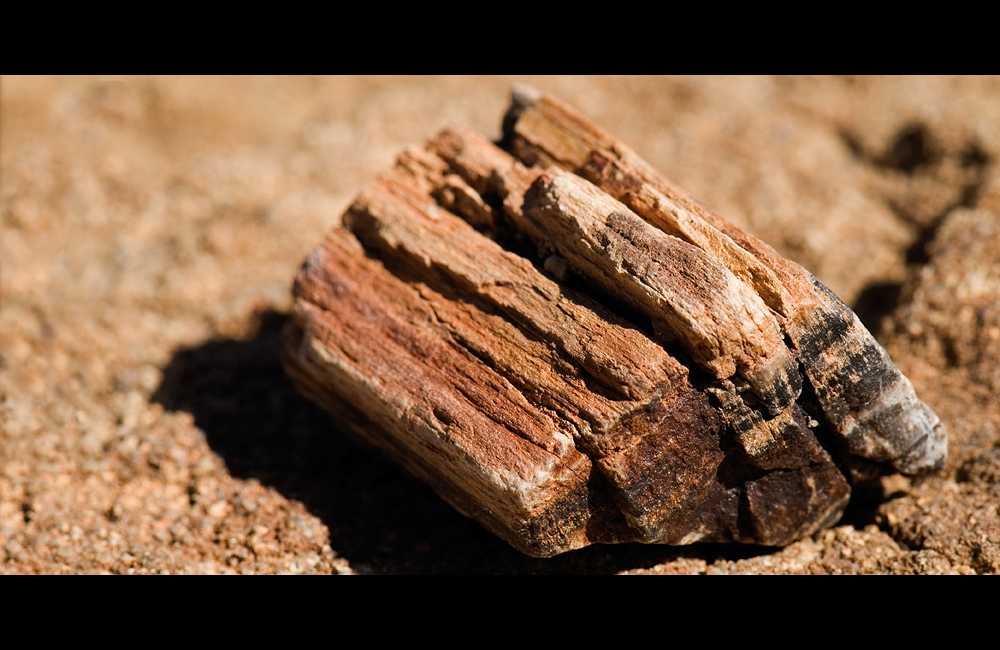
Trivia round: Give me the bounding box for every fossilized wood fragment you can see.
[282,89,945,557]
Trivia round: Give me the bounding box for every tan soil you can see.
[2,75,998,574]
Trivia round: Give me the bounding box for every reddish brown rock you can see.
[282,89,945,557]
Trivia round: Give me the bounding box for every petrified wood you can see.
[281,88,947,557]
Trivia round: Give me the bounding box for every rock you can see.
[282,90,946,557]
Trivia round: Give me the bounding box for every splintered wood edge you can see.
[504,91,946,476]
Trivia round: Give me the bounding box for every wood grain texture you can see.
[282,89,944,556]
[504,89,947,476]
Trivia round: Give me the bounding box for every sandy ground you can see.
[2,75,999,574]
